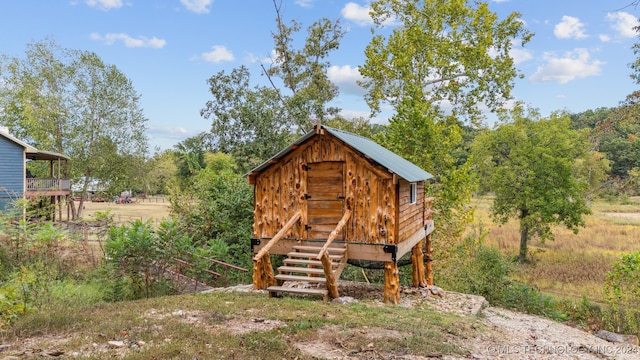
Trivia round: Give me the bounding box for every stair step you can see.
[275,274,326,283]
[283,259,338,267]
[267,286,328,301]
[287,252,343,260]
[278,266,326,275]
[293,245,346,254]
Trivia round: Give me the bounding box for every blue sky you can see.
[1,0,639,151]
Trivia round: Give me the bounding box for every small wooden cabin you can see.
[247,125,435,303]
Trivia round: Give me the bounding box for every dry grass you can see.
[471,196,640,303]
[79,197,171,225]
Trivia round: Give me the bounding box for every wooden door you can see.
[305,161,345,240]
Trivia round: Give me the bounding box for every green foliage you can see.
[201,66,298,172]
[436,224,511,304]
[0,38,149,219]
[174,133,209,188]
[471,109,593,262]
[573,151,611,197]
[92,263,136,302]
[362,0,532,120]
[360,0,531,257]
[500,283,566,321]
[146,150,178,195]
[201,8,345,173]
[104,219,177,299]
[435,224,568,320]
[324,116,385,139]
[603,250,640,336]
[0,283,25,329]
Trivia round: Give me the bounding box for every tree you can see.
[201,66,297,173]
[146,150,178,195]
[471,110,592,263]
[360,0,532,245]
[201,2,346,172]
[324,116,385,139]
[174,133,208,188]
[264,0,344,128]
[0,39,148,218]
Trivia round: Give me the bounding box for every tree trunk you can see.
[76,197,85,219]
[69,198,77,220]
[518,209,529,263]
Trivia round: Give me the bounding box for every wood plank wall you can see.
[397,180,425,242]
[252,134,398,244]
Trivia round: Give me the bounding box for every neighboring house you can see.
[0,128,71,222]
[248,124,436,303]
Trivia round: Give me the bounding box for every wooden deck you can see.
[25,178,71,197]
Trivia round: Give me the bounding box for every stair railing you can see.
[317,208,352,299]
[253,210,302,289]
[316,208,352,261]
[253,210,302,262]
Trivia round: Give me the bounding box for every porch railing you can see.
[26,178,71,191]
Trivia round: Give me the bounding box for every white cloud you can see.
[341,2,374,26]
[339,108,371,120]
[149,126,188,137]
[200,45,234,63]
[180,0,213,14]
[85,0,123,11]
[554,16,588,39]
[328,65,365,95]
[599,34,612,42]
[90,33,166,48]
[606,12,638,38]
[510,48,533,65]
[530,48,604,84]
[295,0,315,8]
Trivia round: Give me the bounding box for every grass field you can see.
[471,196,640,304]
[80,197,171,225]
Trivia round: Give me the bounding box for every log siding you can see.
[252,133,405,246]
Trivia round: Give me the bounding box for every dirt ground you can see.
[3,283,637,359]
[209,283,640,360]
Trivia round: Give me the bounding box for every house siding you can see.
[398,180,425,241]
[0,136,25,212]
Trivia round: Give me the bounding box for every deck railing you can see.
[26,178,71,191]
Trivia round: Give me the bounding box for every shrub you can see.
[104,219,177,299]
[603,250,640,336]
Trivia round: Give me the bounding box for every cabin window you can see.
[409,182,417,205]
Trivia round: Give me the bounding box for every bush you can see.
[104,219,185,299]
[603,250,640,336]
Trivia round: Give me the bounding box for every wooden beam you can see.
[395,220,435,260]
[316,208,352,260]
[321,252,339,299]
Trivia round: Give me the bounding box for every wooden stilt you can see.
[411,239,427,287]
[383,261,400,304]
[425,234,434,286]
[253,256,275,290]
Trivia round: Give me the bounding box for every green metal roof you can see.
[246,125,433,182]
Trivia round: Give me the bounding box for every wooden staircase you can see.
[267,244,348,301]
